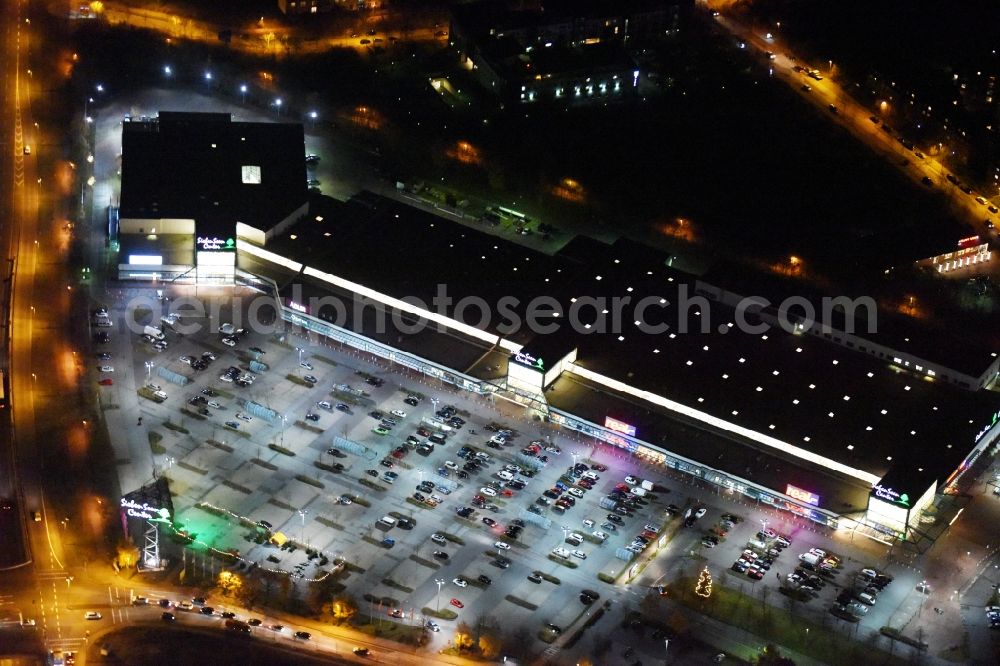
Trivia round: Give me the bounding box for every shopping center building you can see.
[117,113,1000,547]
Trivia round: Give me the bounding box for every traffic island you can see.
[294,474,324,489]
[409,554,441,570]
[504,595,538,611]
[381,578,414,593]
[267,444,295,456]
[148,432,165,454]
[547,555,579,568]
[360,478,388,492]
[421,607,458,620]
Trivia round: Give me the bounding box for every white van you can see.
[378,516,397,528]
[630,487,647,497]
[143,325,165,341]
[551,547,570,558]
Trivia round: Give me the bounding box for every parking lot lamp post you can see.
[298,509,308,543]
[145,361,154,381]
[308,110,318,129]
[664,638,669,663]
[434,578,445,612]
[295,347,303,364]
[280,415,288,448]
[239,84,247,103]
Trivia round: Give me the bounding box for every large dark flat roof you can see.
[263,192,589,347]
[255,193,999,495]
[699,260,999,378]
[120,112,307,238]
[520,238,1000,488]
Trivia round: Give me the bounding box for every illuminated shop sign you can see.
[288,301,308,313]
[120,498,171,521]
[785,484,820,506]
[605,416,637,437]
[513,351,544,371]
[871,484,910,507]
[197,237,235,251]
[975,410,1000,443]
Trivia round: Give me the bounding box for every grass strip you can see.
[268,444,295,456]
[504,595,538,611]
[163,421,189,434]
[295,474,324,489]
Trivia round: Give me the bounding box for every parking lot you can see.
[92,289,700,653]
[87,288,941,663]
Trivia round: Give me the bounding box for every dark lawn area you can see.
[88,624,356,665]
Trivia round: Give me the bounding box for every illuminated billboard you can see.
[605,416,637,437]
[785,484,820,506]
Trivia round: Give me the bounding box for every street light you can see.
[239,84,247,103]
[95,83,104,92]
[434,578,446,612]
[204,71,212,82]
[298,509,308,542]
[308,110,318,129]
[274,98,283,117]
[145,361,154,381]
[164,65,172,76]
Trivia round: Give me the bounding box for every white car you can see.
[494,541,511,550]
[235,413,253,422]
[221,338,236,347]
[207,401,222,409]
[300,362,314,370]
[99,365,114,373]
[390,409,407,418]
[503,464,520,473]
[497,471,514,481]
[430,495,443,505]
[219,374,234,382]
[568,533,584,542]
[694,508,707,518]
[582,518,595,528]
[84,611,102,620]
[571,550,587,560]
[453,578,468,588]
[444,461,459,470]
[431,533,446,545]
[480,487,497,497]
[592,531,608,541]
[153,390,168,401]
[582,471,599,480]
[625,475,639,485]
[568,488,585,498]
[551,547,570,558]
[544,446,561,454]
[317,401,332,410]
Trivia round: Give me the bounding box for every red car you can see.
[417,427,431,437]
[450,598,464,608]
[501,489,514,497]
[99,378,114,386]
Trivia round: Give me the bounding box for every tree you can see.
[454,621,475,649]
[478,630,502,659]
[695,567,713,598]
[323,594,357,624]
[756,644,796,665]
